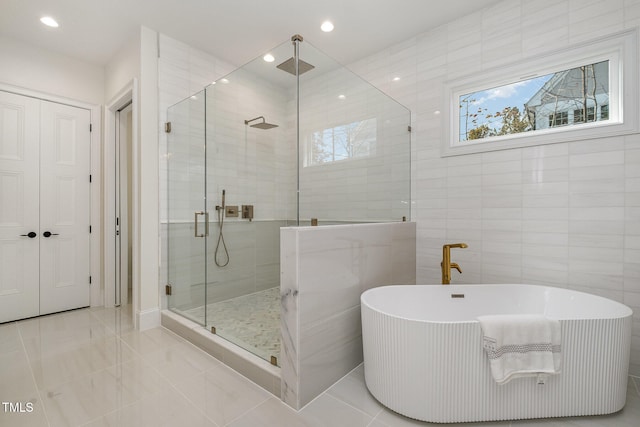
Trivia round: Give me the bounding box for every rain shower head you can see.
[244,116,278,129]
[276,57,315,76]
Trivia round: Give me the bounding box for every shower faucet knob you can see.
[242,205,254,220]
[225,205,239,217]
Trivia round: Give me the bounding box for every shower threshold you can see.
[161,307,281,397]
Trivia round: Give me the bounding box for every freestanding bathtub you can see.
[361,284,632,423]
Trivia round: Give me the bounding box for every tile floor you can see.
[1,306,639,427]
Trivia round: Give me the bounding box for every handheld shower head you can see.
[222,189,226,208]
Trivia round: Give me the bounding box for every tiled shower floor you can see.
[180,287,281,364]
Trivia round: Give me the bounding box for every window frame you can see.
[442,29,638,157]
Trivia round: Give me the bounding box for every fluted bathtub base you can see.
[361,286,632,423]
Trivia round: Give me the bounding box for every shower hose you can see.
[214,193,230,267]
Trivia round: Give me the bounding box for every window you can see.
[573,107,595,124]
[460,61,609,140]
[549,111,569,127]
[305,118,377,166]
[443,30,638,156]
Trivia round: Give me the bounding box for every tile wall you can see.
[280,222,416,410]
[203,66,295,221]
[298,63,411,222]
[346,0,640,375]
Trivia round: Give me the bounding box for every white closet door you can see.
[0,91,40,323]
[39,100,91,315]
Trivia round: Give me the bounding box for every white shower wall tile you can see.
[280,222,416,410]
[570,192,625,208]
[569,0,625,42]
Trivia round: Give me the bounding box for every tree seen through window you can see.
[307,118,377,166]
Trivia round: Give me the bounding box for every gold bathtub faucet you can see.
[441,243,468,285]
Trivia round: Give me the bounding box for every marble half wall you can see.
[280,222,416,409]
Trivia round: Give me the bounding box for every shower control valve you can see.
[242,205,254,221]
[225,205,239,217]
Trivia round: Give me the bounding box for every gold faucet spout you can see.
[447,243,468,249]
[441,243,468,285]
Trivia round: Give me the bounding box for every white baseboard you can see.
[136,307,161,331]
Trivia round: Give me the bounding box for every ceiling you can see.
[0,0,501,67]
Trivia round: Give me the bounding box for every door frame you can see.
[0,82,102,307]
[104,80,139,319]
[115,101,133,307]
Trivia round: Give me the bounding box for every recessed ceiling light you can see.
[393,76,401,82]
[263,54,275,63]
[220,78,229,84]
[338,94,346,100]
[321,21,334,32]
[40,16,59,28]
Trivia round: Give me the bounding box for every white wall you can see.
[103,25,164,329]
[347,0,640,376]
[0,35,104,105]
[103,31,141,320]
[105,33,140,103]
[136,26,160,328]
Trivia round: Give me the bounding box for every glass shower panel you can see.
[297,41,411,224]
[202,40,294,365]
[166,91,207,325]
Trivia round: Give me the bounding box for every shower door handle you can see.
[194,211,210,238]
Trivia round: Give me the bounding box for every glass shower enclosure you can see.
[166,35,410,366]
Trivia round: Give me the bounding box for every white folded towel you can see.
[477,314,561,385]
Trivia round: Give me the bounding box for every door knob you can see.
[42,231,59,238]
[20,232,37,238]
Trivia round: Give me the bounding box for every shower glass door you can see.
[166,90,208,326]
